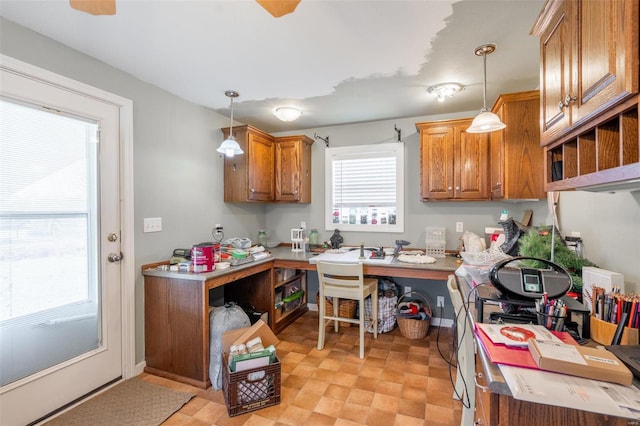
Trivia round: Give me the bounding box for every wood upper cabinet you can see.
[222,125,275,202]
[532,0,639,146]
[274,135,313,203]
[221,125,314,203]
[490,91,546,200]
[416,118,489,200]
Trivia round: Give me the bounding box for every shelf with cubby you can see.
[273,268,308,334]
[546,96,640,191]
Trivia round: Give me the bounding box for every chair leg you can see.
[318,292,325,351]
[333,297,339,333]
[359,299,365,359]
[372,290,378,339]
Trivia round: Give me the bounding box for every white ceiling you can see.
[0,0,545,133]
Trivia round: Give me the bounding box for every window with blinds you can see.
[325,143,404,232]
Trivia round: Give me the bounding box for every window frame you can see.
[324,142,404,233]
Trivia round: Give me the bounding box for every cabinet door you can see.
[275,139,301,201]
[420,126,455,200]
[539,0,572,145]
[455,126,489,199]
[491,92,545,200]
[574,0,639,123]
[247,131,275,201]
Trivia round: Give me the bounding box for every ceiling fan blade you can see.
[256,0,301,18]
[70,0,116,16]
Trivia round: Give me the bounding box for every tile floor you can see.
[142,310,463,426]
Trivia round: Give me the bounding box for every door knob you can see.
[107,252,123,263]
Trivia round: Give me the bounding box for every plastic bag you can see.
[208,303,251,390]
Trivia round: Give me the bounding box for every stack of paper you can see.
[500,364,640,419]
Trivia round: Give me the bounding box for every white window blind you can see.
[325,143,404,232]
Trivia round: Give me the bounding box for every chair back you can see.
[316,261,365,299]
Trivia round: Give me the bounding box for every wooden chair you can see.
[316,261,378,359]
[447,274,475,426]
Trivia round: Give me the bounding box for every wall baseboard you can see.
[134,361,146,376]
[307,303,453,328]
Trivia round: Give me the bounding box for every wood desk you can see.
[455,273,634,425]
[142,248,459,388]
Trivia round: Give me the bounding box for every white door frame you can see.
[0,54,136,381]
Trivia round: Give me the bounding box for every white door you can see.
[0,64,124,425]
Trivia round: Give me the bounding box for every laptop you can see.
[605,345,640,380]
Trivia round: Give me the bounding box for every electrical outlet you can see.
[405,286,412,294]
[437,296,445,307]
[456,222,464,232]
[143,217,162,233]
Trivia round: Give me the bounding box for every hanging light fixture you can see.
[467,43,506,133]
[273,106,302,122]
[217,90,244,157]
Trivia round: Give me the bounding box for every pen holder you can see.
[590,315,639,345]
[536,311,566,332]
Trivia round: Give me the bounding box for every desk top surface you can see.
[142,246,461,282]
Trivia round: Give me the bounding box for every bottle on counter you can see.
[257,229,267,247]
[308,229,319,247]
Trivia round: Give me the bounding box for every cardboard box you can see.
[222,319,279,354]
[528,339,633,386]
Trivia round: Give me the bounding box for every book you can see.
[475,323,562,348]
[229,345,276,372]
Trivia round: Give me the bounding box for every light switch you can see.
[144,217,162,233]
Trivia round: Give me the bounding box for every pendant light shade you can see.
[217,90,244,157]
[467,43,506,133]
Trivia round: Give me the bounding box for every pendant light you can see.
[217,90,244,157]
[467,43,506,133]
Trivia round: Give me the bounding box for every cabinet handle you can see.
[455,186,460,192]
[448,186,453,191]
[564,94,577,106]
[251,188,255,193]
[293,189,298,194]
[495,182,501,187]
[559,94,577,111]
[474,372,489,392]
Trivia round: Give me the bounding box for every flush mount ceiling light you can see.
[273,106,302,122]
[427,82,464,102]
[217,90,244,158]
[467,43,506,133]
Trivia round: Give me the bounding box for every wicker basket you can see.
[396,291,431,339]
[318,293,357,328]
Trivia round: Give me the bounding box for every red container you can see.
[192,244,214,273]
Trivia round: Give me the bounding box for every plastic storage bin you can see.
[222,353,281,416]
[425,226,446,258]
